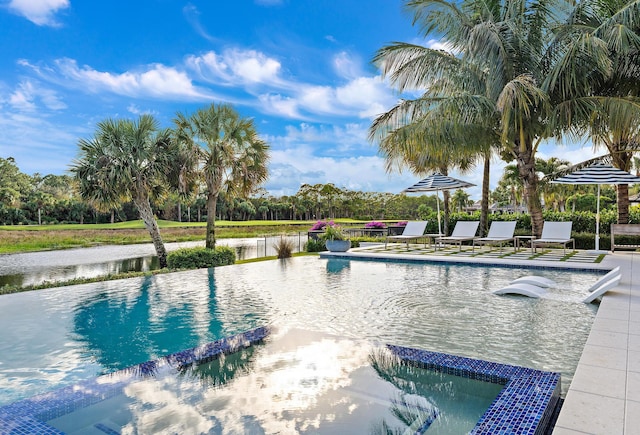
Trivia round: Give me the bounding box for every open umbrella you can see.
[404,173,476,235]
[550,162,640,252]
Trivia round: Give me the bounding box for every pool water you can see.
[45,329,504,434]
[0,257,599,406]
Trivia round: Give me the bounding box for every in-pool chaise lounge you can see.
[435,221,480,251]
[531,221,575,254]
[510,275,558,288]
[586,266,620,291]
[493,283,547,298]
[472,221,517,252]
[582,268,622,303]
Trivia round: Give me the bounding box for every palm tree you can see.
[174,103,269,248]
[70,115,174,267]
[536,157,572,211]
[371,0,574,237]
[546,0,640,224]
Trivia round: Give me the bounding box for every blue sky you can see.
[0,0,593,200]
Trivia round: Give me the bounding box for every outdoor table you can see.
[515,235,536,252]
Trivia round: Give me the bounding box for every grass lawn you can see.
[0,219,366,254]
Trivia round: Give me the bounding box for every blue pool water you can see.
[0,257,599,407]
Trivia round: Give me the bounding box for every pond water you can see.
[0,235,308,287]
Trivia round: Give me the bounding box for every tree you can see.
[451,189,471,213]
[0,157,31,209]
[546,0,640,224]
[70,115,175,267]
[371,0,575,237]
[174,103,269,248]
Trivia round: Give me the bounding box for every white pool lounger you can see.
[587,266,620,292]
[510,276,558,288]
[582,275,622,304]
[493,283,548,298]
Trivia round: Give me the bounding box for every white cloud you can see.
[8,80,66,112]
[22,58,219,101]
[262,121,415,196]
[186,49,283,87]
[127,104,158,116]
[7,0,69,27]
[258,94,303,119]
[332,51,362,80]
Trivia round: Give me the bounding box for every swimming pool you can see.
[0,257,599,407]
[1,327,561,434]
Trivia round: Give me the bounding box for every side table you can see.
[515,235,536,253]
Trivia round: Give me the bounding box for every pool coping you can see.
[0,326,561,435]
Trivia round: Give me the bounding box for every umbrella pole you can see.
[596,185,601,251]
[437,190,442,235]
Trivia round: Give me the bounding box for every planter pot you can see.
[325,240,351,252]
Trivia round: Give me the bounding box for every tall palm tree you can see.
[371,0,574,237]
[70,115,174,267]
[546,0,640,224]
[174,103,269,248]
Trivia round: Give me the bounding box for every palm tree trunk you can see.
[516,147,544,237]
[617,184,629,224]
[480,156,490,237]
[134,193,168,268]
[206,192,218,249]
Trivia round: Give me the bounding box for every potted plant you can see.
[323,224,351,252]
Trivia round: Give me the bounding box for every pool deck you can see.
[320,245,639,435]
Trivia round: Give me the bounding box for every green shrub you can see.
[305,238,326,252]
[167,246,236,269]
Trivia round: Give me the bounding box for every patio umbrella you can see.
[404,173,476,235]
[550,162,640,252]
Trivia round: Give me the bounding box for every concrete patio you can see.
[320,244,639,434]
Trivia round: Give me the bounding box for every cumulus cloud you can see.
[20,58,220,101]
[262,121,416,196]
[186,49,283,87]
[7,0,69,27]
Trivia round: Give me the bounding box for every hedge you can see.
[167,246,236,269]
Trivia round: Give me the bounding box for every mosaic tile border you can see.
[1,326,560,435]
[388,345,561,435]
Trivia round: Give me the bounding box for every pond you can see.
[0,234,308,287]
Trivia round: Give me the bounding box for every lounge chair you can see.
[493,283,548,298]
[472,221,517,252]
[385,221,430,249]
[582,275,622,304]
[435,221,480,251]
[510,275,557,288]
[531,221,575,254]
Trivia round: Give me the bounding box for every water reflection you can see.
[0,235,308,288]
[48,329,500,434]
[72,275,223,371]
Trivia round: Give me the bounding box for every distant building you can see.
[463,201,527,214]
